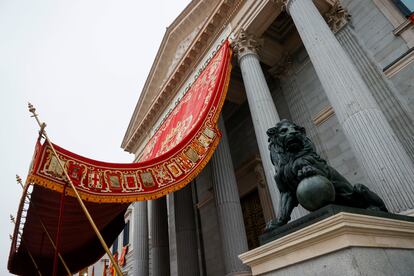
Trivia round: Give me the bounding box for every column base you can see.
[239,205,414,275]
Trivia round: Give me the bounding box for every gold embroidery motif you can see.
[140,171,155,188]
[167,162,183,177]
[124,173,144,192]
[198,134,212,148]
[43,151,65,179]
[192,140,207,155]
[185,147,199,163]
[109,175,120,188]
[88,171,103,189]
[175,154,193,172]
[149,165,174,187]
[203,127,215,139]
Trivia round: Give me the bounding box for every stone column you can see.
[174,185,200,276]
[150,197,170,276]
[211,116,251,276]
[233,31,281,215]
[133,202,149,276]
[166,194,178,275]
[285,0,414,212]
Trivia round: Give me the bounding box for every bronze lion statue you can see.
[266,119,388,229]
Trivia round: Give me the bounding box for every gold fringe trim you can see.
[26,136,220,203]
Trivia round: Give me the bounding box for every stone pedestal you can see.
[239,205,414,275]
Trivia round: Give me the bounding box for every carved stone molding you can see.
[324,1,351,33]
[312,106,335,126]
[232,29,263,60]
[384,48,414,78]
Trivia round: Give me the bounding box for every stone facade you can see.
[115,0,414,275]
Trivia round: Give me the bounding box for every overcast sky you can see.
[0,0,190,273]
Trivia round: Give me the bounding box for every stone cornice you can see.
[122,0,242,154]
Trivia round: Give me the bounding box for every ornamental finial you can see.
[10,214,15,224]
[16,174,22,184]
[28,102,47,135]
[28,102,36,116]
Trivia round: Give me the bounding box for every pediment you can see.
[123,0,220,150]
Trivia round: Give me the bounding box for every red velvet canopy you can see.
[8,185,128,275]
[8,41,232,275]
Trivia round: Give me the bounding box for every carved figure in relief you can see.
[266,119,388,230]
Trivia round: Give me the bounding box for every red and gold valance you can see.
[26,41,232,203]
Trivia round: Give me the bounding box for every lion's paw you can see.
[298,165,317,180]
[264,219,286,232]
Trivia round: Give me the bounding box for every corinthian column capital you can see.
[324,1,351,33]
[232,29,263,61]
[270,0,288,10]
[285,0,350,32]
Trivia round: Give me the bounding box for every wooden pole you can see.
[16,175,72,275]
[28,103,123,276]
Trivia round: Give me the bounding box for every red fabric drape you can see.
[26,41,232,203]
[8,41,232,275]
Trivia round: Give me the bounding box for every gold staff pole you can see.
[16,175,71,276]
[28,103,123,276]
[10,216,43,276]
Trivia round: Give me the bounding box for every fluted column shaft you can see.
[133,202,149,276]
[235,34,281,215]
[336,25,414,162]
[174,185,200,276]
[286,0,414,212]
[211,116,251,276]
[150,197,170,276]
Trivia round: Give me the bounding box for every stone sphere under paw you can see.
[296,175,335,211]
